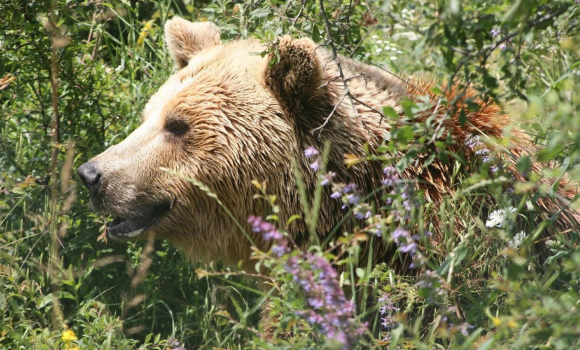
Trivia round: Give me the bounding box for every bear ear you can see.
[164,17,221,69]
[265,36,323,109]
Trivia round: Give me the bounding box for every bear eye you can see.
[166,119,189,136]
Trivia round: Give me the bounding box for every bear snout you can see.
[78,161,102,196]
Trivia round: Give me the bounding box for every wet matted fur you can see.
[79,17,579,274]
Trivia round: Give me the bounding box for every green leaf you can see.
[476,338,496,350]
[250,8,271,18]
[286,214,302,225]
[537,144,565,162]
[517,156,532,174]
[396,126,414,143]
[507,263,523,279]
[312,25,320,42]
[382,106,400,120]
[400,98,416,118]
[544,251,569,266]
[10,187,26,195]
[459,108,467,126]
[396,150,417,172]
[502,0,524,24]
[437,244,468,275]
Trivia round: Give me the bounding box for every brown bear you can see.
[78,17,579,271]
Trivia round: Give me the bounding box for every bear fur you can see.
[80,17,579,272]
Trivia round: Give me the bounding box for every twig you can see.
[313,92,347,133]
[318,73,366,88]
[290,0,308,29]
[364,61,427,94]
[318,0,366,130]
[349,25,376,58]
[47,9,63,330]
[349,95,389,124]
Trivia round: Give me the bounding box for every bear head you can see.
[77,17,376,264]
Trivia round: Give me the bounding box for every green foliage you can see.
[1,0,580,349]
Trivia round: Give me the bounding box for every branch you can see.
[290,0,308,29]
[313,92,347,133]
[318,0,368,131]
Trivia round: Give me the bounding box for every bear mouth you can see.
[107,200,173,239]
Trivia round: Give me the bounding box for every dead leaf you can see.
[0,74,16,90]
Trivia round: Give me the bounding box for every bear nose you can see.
[78,161,102,195]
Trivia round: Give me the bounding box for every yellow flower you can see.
[492,317,501,327]
[137,20,154,46]
[62,329,77,342]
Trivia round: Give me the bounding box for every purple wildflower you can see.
[411,231,432,241]
[409,252,427,269]
[321,171,336,186]
[331,191,342,199]
[304,146,319,158]
[168,338,186,350]
[498,38,512,50]
[399,242,418,254]
[263,228,283,240]
[354,204,372,219]
[271,241,288,256]
[308,297,324,309]
[416,270,446,302]
[288,253,368,349]
[310,159,321,171]
[369,220,383,237]
[247,215,283,241]
[465,135,481,149]
[457,323,475,336]
[378,293,399,314]
[490,28,500,37]
[346,194,360,204]
[391,228,409,242]
[382,166,400,186]
[475,148,490,156]
[378,292,399,343]
[344,183,358,193]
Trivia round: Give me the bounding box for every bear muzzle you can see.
[106,199,174,240]
[78,160,176,240]
[78,161,102,197]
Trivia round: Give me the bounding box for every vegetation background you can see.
[1,0,580,349]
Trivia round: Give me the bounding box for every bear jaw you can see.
[106,199,174,240]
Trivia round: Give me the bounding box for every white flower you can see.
[376,48,383,53]
[376,40,383,44]
[486,207,516,228]
[114,58,125,72]
[392,31,421,41]
[390,56,398,60]
[486,210,505,228]
[508,231,526,249]
[372,35,378,39]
